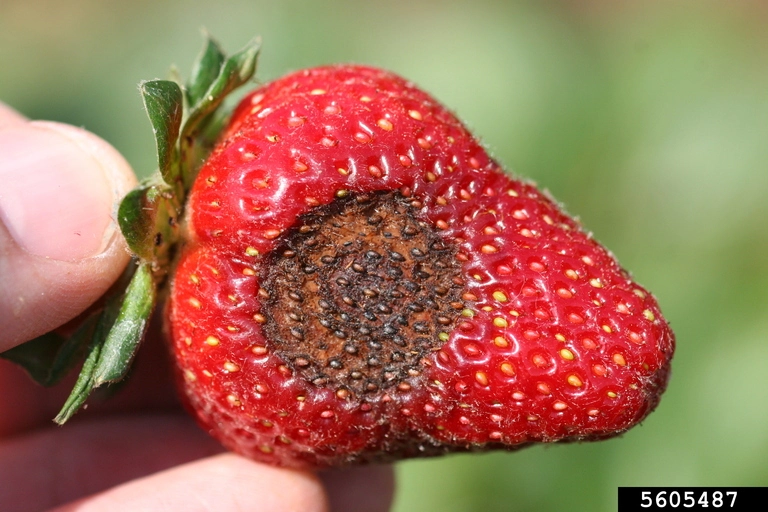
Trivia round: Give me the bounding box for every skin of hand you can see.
[0,101,394,512]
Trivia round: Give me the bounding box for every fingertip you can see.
[51,454,329,512]
[31,121,138,207]
[0,121,136,261]
[0,121,137,350]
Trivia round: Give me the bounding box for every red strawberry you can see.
[5,38,672,469]
[166,64,674,467]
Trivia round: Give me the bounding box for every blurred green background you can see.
[2,0,767,510]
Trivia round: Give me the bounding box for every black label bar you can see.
[619,487,766,512]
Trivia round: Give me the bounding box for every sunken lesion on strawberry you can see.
[258,190,466,398]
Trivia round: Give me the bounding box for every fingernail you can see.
[0,123,118,261]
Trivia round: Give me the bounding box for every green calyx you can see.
[0,35,260,424]
[123,35,260,274]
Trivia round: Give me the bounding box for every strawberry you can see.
[2,37,673,469]
[167,63,674,466]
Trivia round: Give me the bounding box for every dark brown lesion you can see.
[259,191,464,396]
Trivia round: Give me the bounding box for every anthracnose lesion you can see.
[259,191,465,396]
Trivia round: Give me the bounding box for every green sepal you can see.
[54,285,123,424]
[54,262,155,424]
[185,37,260,126]
[0,316,98,387]
[92,262,155,385]
[0,332,65,384]
[117,179,181,275]
[48,316,99,385]
[186,35,226,107]
[140,80,183,185]
[53,333,105,424]
[179,37,260,190]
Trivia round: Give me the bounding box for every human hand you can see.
[0,102,394,512]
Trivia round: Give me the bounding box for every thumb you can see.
[0,103,137,351]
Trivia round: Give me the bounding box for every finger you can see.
[0,117,137,350]
[321,465,395,512]
[50,453,328,512]
[0,413,223,512]
[0,102,27,128]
